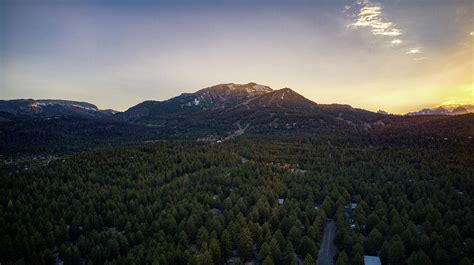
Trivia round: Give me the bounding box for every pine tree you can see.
[335,251,349,265]
[298,236,317,258]
[258,242,271,263]
[262,256,274,265]
[388,235,405,264]
[237,227,252,260]
[221,230,233,260]
[302,254,315,265]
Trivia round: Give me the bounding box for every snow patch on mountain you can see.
[36,100,98,111]
[72,104,97,111]
[224,83,272,94]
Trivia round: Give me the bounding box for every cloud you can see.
[349,2,402,37]
[391,39,402,45]
[346,1,424,56]
[406,48,421,54]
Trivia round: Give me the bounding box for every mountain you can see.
[0,99,150,155]
[0,99,116,120]
[1,83,472,155]
[116,82,386,137]
[117,83,273,122]
[406,104,474,116]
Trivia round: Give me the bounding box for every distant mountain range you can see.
[406,105,474,116]
[1,82,473,154]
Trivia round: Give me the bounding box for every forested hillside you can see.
[2,84,473,158]
[1,135,473,264]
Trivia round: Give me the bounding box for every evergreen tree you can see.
[365,228,382,255]
[221,230,233,260]
[262,256,274,265]
[270,238,282,264]
[258,242,271,263]
[302,254,315,265]
[298,236,317,258]
[388,235,405,264]
[237,227,252,260]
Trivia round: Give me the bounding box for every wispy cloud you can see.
[406,48,421,54]
[348,1,402,37]
[346,0,422,57]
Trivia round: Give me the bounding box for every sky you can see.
[0,0,473,114]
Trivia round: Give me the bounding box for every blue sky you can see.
[1,0,472,113]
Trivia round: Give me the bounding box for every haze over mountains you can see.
[1,82,473,155]
[406,105,474,116]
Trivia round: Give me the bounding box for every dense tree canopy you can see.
[1,134,473,264]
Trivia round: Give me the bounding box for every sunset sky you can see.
[1,0,473,114]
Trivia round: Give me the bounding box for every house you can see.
[344,202,358,218]
[278,198,285,205]
[364,256,381,265]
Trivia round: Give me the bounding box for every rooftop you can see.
[364,256,381,265]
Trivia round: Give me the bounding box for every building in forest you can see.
[363,255,381,265]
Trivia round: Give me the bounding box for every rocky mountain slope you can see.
[115,83,386,136]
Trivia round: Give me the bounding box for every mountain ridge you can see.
[113,82,389,137]
[406,104,474,116]
[0,99,116,119]
[1,83,472,154]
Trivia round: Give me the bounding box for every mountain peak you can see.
[206,82,273,94]
[266,87,313,103]
[279,87,292,92]
[277,87,298,94]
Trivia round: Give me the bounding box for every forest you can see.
[1,134,473,265]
